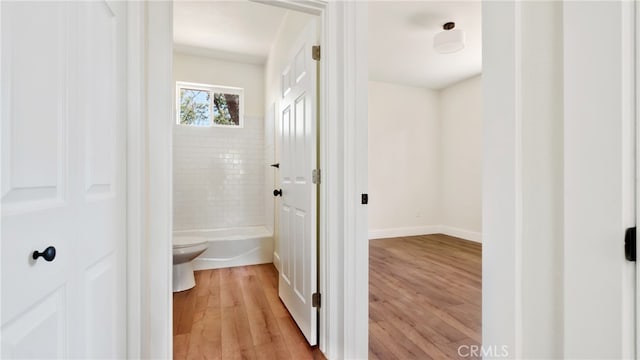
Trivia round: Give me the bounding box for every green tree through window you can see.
[179,88,210,126]
[213,93,240,126]
[177,83,243,127]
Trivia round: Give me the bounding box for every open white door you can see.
[278,19,319,346]
[1,1,127,357]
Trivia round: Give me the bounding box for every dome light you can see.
[434,22,465,54]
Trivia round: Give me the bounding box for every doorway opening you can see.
[366,2,482,358]
[170,1,323,358]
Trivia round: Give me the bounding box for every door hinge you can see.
[625,227,636,261]
[312,45,321,61]
[312,169,321,184]
[312,292,321,308]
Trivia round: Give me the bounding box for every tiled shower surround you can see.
[173,115,265,231]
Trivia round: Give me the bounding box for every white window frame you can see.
[175,81,245,128]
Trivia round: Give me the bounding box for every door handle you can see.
[270,163,280,168]
[273,189,282,197]
[32,246,56,262]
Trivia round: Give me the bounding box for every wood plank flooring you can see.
[369,234,482,360]
[175,234,481,359]
[173,264,324,360]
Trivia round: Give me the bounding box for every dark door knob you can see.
[33,246,56,262]
[270,163,280,168]
[273,189,282,197]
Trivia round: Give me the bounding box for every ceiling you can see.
[369,1,482,89]
[173,1,481,90]
[173,1,289,64]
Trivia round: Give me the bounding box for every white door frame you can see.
[1,3,4,358]
[125,2,174,358]
[127,1,369,359]
[128,2,639,359]
[637,1,640,356]
[125,2,144,358]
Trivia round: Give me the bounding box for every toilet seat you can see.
[173,236,207,249]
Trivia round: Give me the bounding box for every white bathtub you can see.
[174,226,274,270]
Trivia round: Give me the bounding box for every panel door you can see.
[278,19,319,346]
[1,1,127,358]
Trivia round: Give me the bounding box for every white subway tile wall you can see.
[173,116,265,231]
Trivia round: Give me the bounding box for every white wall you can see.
[367,81,441,239]
[173,54,265,230]
[368,76,482,241]
[264,11,314,267]
[440,75,482,240]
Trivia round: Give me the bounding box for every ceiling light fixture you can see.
[433,21,465,54]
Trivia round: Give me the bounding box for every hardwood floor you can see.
[175,234,480,359]
[173,264,324,360]
[369,234,482,360]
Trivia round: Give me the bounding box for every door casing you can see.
[131,1,370,359]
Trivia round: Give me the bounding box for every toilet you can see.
[172,236,209,292]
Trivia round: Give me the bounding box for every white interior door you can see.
[278,19,318,346]
[1,1,127,358]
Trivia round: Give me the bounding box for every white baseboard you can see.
[368,226,441,240]
[369,225,482,243]
[438,225,482,243]
[273,251,281,272]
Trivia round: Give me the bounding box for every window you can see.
[176,82,244,127]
